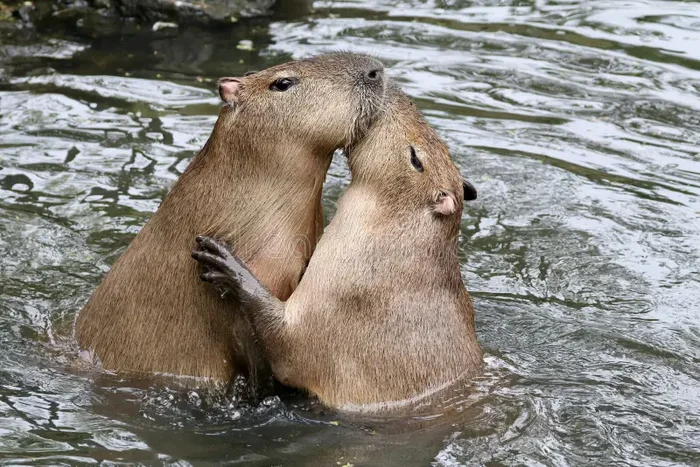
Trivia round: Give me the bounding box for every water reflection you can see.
[1,0,699,465]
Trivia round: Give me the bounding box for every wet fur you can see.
[75,53,386,389]
[196,85,483,408]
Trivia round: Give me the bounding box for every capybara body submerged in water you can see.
[76,53,387,389]
[193,84,482,409]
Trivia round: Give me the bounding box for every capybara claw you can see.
[196,235,233,260]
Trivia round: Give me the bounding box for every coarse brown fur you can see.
[194,84,483,409]
[75,53,387,388]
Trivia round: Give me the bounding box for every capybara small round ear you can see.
[218,78,241,105]
[434,191,458,216]
[462,179,477,201]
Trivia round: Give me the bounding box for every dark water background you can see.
[1,0,700,465]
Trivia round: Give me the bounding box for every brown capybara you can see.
[75,53,387,390]
[192,83,482,410]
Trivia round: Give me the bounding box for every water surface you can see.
[1,0,699,465]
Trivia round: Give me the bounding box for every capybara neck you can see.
[173,111,330,266]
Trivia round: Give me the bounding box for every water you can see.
[1,0,699,464]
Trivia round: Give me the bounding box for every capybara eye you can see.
[244,70,257,76]
[410,146,424,172]
[270,77,298,92]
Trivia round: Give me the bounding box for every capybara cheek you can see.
[218,77,242,104]
[434,191,457,216]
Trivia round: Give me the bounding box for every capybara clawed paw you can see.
[192,236,240,293]
[195,235,233,260]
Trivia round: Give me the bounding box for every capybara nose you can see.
[354,55,385,89]
[463,179,478,201]
[364,68,383,82]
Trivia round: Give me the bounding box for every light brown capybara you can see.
[75,53,387,391]
[192,83,482,409]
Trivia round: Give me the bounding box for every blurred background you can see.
[1,0,699,465]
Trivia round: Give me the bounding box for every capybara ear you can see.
[462,179,477,201]
[434,191,458,216]
[218,78,241,105]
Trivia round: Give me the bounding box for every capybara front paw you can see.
[192,236,238,290]
[195,235,234,260]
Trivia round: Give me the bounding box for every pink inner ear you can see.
[435,193,457,215]
[218,78,241,104]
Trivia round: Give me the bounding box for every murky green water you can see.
[1,0,700,465]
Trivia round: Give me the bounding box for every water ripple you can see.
[0,0,699,465]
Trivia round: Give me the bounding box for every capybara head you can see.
[348,84,477,218]
[217,52,386,153]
